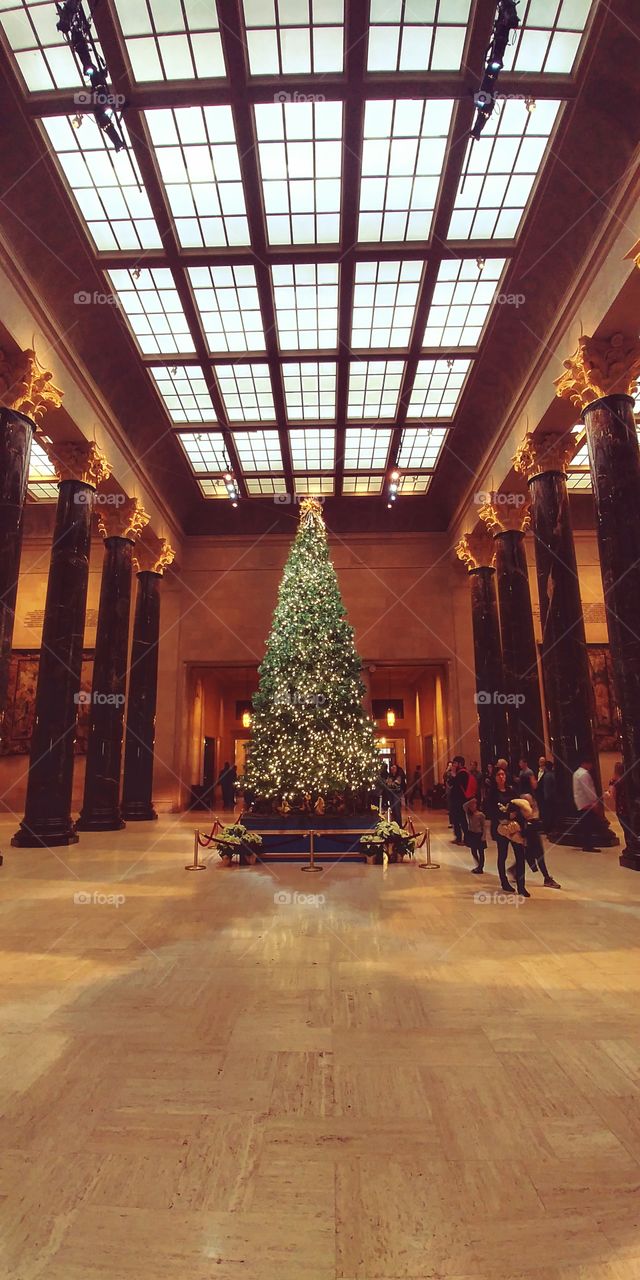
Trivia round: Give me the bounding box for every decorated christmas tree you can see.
[243,497,378,809]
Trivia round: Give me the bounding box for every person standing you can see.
[386,762,404,824]
[572,757,602,852]
[538,759,556,834]
[463,794,487,874]
[487,765,518,893]
[444,760,455,828]
[513,793,561,889]
[217,761,237,811]
[517,756,537,795]
[498,800,529,897]
[450,755,472,846]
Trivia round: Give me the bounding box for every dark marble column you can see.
[12,442,111,847]
[455,532,509,772]
[121,534,173,821]
[514,433,616,846]
[0,409,33,743]
[77,499,149,831]
[479,505,546,771]
[555,332,640,868]
[468,566,510,772]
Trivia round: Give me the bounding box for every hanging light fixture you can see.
[386,706,396,728]
[242,709,252,729]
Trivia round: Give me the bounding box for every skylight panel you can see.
[282,362,337,420]
[448,99,562,241]
[423,258,507,347]
[397,426,447,469]
[407,359,470,418]
[272,262,339,350]
[176,431,230,473]
[245,476,288,495]
[216,364,276,421]
[243,0,344,75]
[187,265,266,353]
[343,427,392,470]
[232,429,283,470]
[294,474,334,496]
[0,0,106,91]
[566,470,591,490]
[198,477,231,497]
[347,360,405,419]
[289,428,335,471]
[342,474,384,495]
[28,439,57,498]
[501,0,594,74]
[113,0,226,83]
[150,365,216,422]
[107,267,194,356]
[28,481,59,500]
[40,116,161,252]
[398,473,432,494]
[359,98,454,243]
[145,106,249,248]
[571,440,589,467]
[367,0,472,72]
[254,100,343,245]
[351,260,422,348]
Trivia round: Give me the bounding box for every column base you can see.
[550,815,619,848]
[75,810,126,832]
[619,847,640,870]
[121,802,158,822]
[11,818,79,848]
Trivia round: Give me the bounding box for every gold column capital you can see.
[48,440,111,487]
[513,430,575,481]
[554,332,640,411]
[455,530,496,570]
[134,531,175,575]
[0,347,63,422]
[478,500,531,537]
[97,496,150,542]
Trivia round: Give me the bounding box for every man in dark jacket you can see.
[450,755,471,845]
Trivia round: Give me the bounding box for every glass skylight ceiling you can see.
[282,362,337,419]
[113,0,225,83]
[449,99,562,241]
[28,438,58,500]
[397,426,448,469]
[502,0,594,74]
[177,431,230,473]
[216,364,276,421]
[424,258,507,348]
[243,0,344,75]
[255,100,343,245]
[367,0,472,72]
[108,268,194,356]
[272,263,339,350]
[150,365,216,422]
[0,0,106,90]
[145,107,249,248]
[348,361,405,419]
[41,117,161,252]
[352,261,422,348]
[359,99,453,243]
[188,265,266,353]
[408,359,471,418]
[5,0,591,504]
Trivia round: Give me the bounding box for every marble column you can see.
[121,533,174,821]
[12,441,111,847]
[76,497,149,831]
[455,531,509,772]
[0,348,62,748]
[479,502,546,771]
[514,431,617,846]
[556,332,640,868]
[0,409,33,741]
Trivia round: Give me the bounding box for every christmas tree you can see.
[243,497,378,809]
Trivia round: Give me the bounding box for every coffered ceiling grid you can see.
[1,0,599,507]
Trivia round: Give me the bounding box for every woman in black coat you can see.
[486,765,519,893]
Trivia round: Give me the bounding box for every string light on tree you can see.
[243,497,378,807]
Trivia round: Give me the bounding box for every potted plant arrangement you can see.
[212,823,263,866]
[360,819,415,864]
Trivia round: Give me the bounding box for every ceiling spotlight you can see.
[476,256,486,271]
[56,0,127,153]
[390,469,399,481]
[470,0,520,143]
[170,365,178,375]
[131,267,141,280]
[71,113,83,130]
[525,96,536,114]
[446,358,454,369]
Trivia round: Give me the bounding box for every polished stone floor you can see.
[1,809,640,1280]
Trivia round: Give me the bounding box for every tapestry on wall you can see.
[0,650,94,755]
[587,645,621,752]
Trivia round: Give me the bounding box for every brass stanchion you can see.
[301,829,323,873]
[185,829,207,871]
[418,828,440,870]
